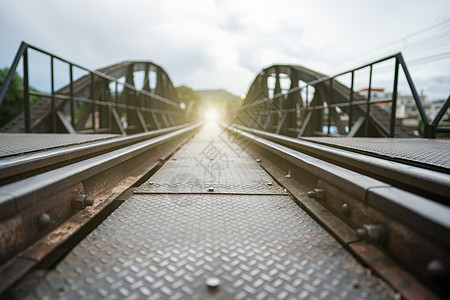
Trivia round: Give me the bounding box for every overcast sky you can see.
[0,0,449,100]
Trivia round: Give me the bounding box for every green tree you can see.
[0,68,40,127]
[176,85,202,106]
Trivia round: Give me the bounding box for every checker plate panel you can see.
[27,123,395,299]
[0,133,118,158]
[302,137,450,172]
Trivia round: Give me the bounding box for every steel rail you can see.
[0,122,201,221]
[223,123,450,298]
[232,124,450,201]
[0,123,198,183]
[224,124,450,241]
[0,122,201,295]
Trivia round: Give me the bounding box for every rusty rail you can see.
[0,122,202,294]
[223,122,450,299]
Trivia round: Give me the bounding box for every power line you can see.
[330,19,450,71]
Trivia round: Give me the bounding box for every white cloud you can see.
[0,0,449,99]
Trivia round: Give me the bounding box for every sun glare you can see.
[204,109,219,122]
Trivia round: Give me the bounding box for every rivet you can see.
[38,213,51,230]
[148,182,154,186]
[208,187,215,192]
[267,182,273,186]
[206,277,221,290]
[341,203,350,217]
[256,159,261,162]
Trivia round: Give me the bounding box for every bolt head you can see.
[267,182,273,186]
[256,159,261,162]
[308,188,325,199]
[357,224,385,245]
[148,182,154,186]
[38,213,51,230]
[208,187,215,192]
[341,203,350,217]
[84,197,94,207]
[72,195,86,209]
[206,277,221,290]
[356,227,368,240]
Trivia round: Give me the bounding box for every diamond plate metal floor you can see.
[0,133,118,158]
[302,137,450,172]
[29,122,395,299]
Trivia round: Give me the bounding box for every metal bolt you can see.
[38,213,51,230]
[72,195,94,209]
[208,187,215,192]
[72,195,85,209]
[256,159,261,162]
[84,197,94,207]
[341,203,350,217]
[426,260,447,286]
[356,224,385,245]
[267,182,273,186]
[148,181,154,186]
[206,277,221,291]
[307,188,325,200]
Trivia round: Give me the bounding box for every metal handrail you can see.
[0,43,28,107]
[0,41,183,133]
[242,52,449,138]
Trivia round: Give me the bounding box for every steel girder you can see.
[1,61,183,135]
[241,64,414,138]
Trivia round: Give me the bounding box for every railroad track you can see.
[0,122,449,299]
[0,123,202,294]
[223,123,450,298]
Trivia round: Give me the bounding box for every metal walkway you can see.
[302,137,450,172]
[0,133,118,158]
[26,123,395,299]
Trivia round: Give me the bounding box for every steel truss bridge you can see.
[0,42,449,299]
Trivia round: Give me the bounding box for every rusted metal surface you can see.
[0,183,84,265]
[23,123,396,299]
[0,124,200,294]
[349,243,434,300]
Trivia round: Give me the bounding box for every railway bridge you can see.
[0,42,449,299]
